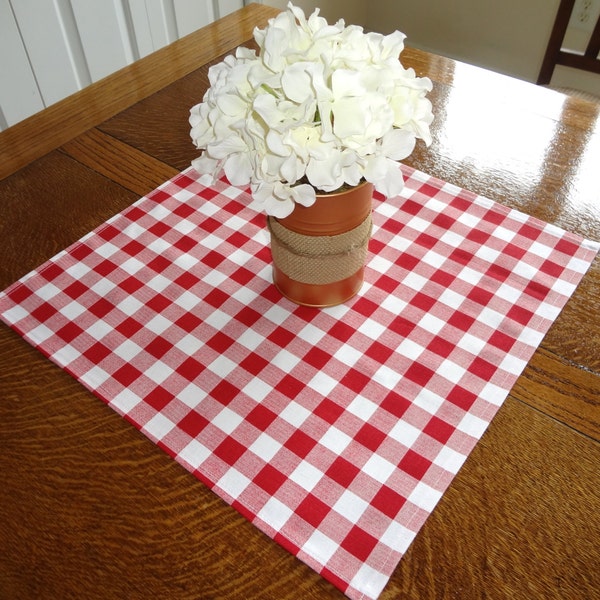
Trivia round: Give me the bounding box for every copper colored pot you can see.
[270,181,373,307]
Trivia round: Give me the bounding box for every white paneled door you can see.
[0,0,246,130]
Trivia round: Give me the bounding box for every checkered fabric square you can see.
[1,165,598,600]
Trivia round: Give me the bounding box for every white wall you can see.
[0,0,244,130]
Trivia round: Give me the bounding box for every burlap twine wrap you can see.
[268,214,372,285]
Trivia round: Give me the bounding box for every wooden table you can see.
[1,5,599,599]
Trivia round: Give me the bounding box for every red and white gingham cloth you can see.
[1,165,598,600]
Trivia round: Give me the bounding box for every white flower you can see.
[190,2,433,217]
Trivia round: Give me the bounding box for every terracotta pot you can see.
[269,181,373,307]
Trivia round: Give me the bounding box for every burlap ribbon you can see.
[268,214,372,285]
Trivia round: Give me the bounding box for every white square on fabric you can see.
[177,383,206,409]
[241,377,272,402]
[143,412,176,441]
[303,529,340,565]
[456,332,488,356]
[199,233,222,250]
[492,225,516,243]
[59,301,87,320]
[333,489,369,523]
[372,364,403,389]
[333,344,362,369]
[457,412,489,439]
[236,328,265,352]
[418,312,446,336]
[228,248,253,267]
[172,253,199,271]
[434,445,467,475]
[271,348,302,372]
[435,358,466,385]
[203,308,232,331]
[319,426,353,455]
[297,323,327,346]
[179,438,212,470]
[90,279,117,297]
[173,218,197,235]
[0,304,28,325]
[257,497,294,532]
[346,395,379,423]
[421,248,448,269]
[369,254,395,275]
[379,520,417,555]
[249,432,282,463]
[408,481,443,512]
[174,333,205,355]
[380,294,408,315]
[117,295,144,316]
[438,288,465,311]
[412,388,445,415]
[289,460,324,492]
[208,354,238,378]
[145,360,174,385]
[113,339,143,361]
[478,381,507,406]
[120,256,146,275]
[495,281,521,304]
[36,282,62,301]
[350,564,392,600]
[212,407,244,435]
[402,271,428,292]
[174,290,202,312]
[64,262,91,279]
[147,274,172,293]
[145,313,173,335]
[357,318,386,340]
[110,388,143,415]
[95,241,120,259]
[85,320,113,341]
[388,420,421,449]
[217,469,252,501]
[172,188,196,203]
[279,401,312,428]
[147,238,171,255]
[29,323,55,344]
[477,306,505,331]
[362,453,397,485]
[308,371,338,396]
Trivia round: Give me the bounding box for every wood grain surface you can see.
[1,5,599,599]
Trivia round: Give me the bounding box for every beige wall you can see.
[261,0,366,26]
[261,0,600,96]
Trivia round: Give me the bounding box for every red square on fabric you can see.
[254,463,288,495]
[296,493,331,528]
[380,391,411,419]
[89,298,114,319]
[341,525,379,562]
[31,302,58,322]
[314,398,345,425]
[83,341,112,364]
[175,356,206,381]
[285,430,318,459]
[210,380,240,405]
[214,436,247,465]
[207,331,235,353]
[326,456,361,488]
[246,404,278,431]
[399,449,432,480]
[354,422,387,452]
[371,485,407,519]
[340,369,371,395]
[56,321,85,343]
[145,386,175,411]
[146,293,172,314]
[178,409,210,438]
[404,362,436,387]
[446,385,478,411]
[423,415,455,444]
[118,275,145,294]
[113,363,143,387]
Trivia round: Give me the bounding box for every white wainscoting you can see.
[0,0,248,131]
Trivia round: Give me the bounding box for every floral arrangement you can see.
[189,3,433,218]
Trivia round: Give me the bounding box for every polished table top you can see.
[1,4,599,599]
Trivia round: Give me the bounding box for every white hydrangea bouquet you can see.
[189,2,433,218]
